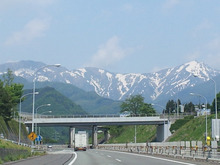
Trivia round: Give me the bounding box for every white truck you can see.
[74,131,88,151]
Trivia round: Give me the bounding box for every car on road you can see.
[120,111,130,117]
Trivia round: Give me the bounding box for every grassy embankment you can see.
[107,125,157,143]
[106,114,214,144]
[168,115,212,142]
[0,139,32,164]
[0,116,45,164]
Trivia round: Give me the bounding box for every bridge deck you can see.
[24,116,168,127]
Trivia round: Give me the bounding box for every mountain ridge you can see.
[0,60,219,107]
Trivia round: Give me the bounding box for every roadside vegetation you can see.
[0,138,45,164]
[168,114,213,142]
[107,125,157,143]
[0,70,45,164]
[0,139,31,164]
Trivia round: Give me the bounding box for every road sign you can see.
[28,132,37,141]
[35,135,42,141]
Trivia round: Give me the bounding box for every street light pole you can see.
[38,111,52,140]
[193,75,218,139]
[35,104,51,135]
[134,125,136,143]
[32,64,61,136]
[37,110,52,146]
[209,78,218,120]
[190,92,208,143]
[19,92,39,144]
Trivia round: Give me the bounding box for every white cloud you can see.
[205,38,220,67]
[5,18,50,45]
[163,0,180,9]
[151,66,165,73]
[207,38,220,51]
[121,4,134,12]
[185,38,220,69]
[186,50,201,61]
[192,20,212,37]
[87,36,130,68]
[0,0,54,7]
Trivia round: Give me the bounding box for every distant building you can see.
[197,108,211,116]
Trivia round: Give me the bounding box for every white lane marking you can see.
[99,150,196,165]
[68,152,77,165]
[107,155,112,158]
[116,159,122,162]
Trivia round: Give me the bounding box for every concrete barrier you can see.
[98,141,220,161]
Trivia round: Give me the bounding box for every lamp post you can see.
[35,104,51,135]
[134,125,136,143]
[19,92,39,144]
[32,64,61,137]
[193,75,218,139]
[209,78,218,120]
[190,92,208,143]
[210,78,218,139]
[38,110,52,145]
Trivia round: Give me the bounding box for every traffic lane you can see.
[95,150,219,165]
[73,149,198,165]
[93,150,197,165]
[73,150,122,165]
[7,153,73,165]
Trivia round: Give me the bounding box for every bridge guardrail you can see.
[98,141,219,161]
[21,113,162,121]
[20,112,194,121]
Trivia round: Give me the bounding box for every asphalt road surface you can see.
[6,149,218,165]
[6,149,73,165]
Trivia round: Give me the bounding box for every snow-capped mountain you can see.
[0,60,219,103]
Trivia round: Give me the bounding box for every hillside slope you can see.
[0,116,29,144]
[21,86,87,115]
[168,115,212,142]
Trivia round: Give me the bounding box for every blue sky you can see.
[1,0,220,73]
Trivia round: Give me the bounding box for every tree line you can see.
[120,93,220,115]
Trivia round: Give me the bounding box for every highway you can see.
[7,149,215,165]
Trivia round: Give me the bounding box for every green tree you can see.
[165,100,176,114]
[120,95,156,115]
[140,103,156,115]
[0,69,23,121]
[3,68,14,86]
[0,81,12,121]
[184,102,195,113]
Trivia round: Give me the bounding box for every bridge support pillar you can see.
[104,130,109,141]
[156,122,171,142]
[92,125,98,148]
[69,127,75,148]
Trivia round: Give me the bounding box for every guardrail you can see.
[20,112,195,121]
[20,113,161,121]
[98,141,219,162]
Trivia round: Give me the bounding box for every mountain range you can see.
[0,60,219,112]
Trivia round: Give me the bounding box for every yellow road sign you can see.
[28,132,37,141]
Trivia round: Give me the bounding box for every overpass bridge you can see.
[24,115,171,147]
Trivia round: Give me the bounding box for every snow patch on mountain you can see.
[0,60,219,102]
